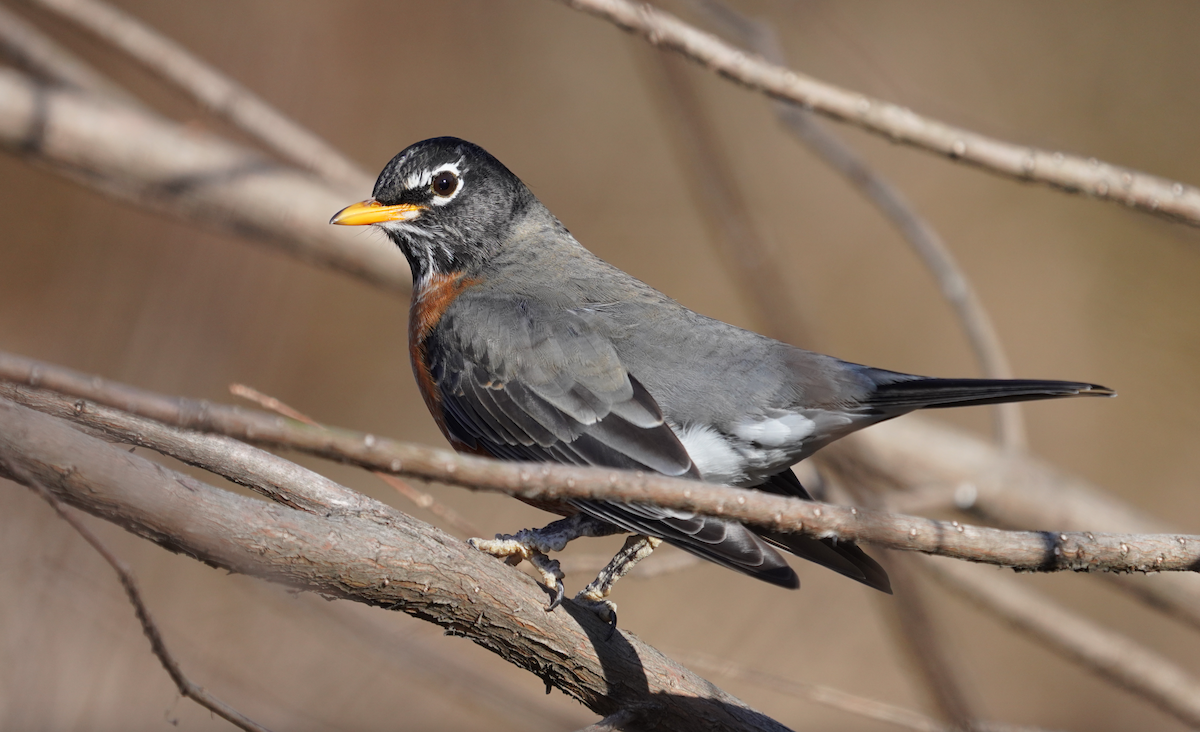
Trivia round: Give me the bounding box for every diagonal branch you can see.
[22,0,373,189]
[0,66,409,293]
[0,2,143,106]
[842,420,1200,632]
[228,382,480,537]
[552,0,1200,228]
[0,397,791,732]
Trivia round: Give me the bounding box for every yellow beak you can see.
[329,199,425,226]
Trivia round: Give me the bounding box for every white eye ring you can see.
[426,160,465,206]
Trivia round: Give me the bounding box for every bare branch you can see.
[0,398,791,732]
[2,352,1197,575]
[23,0,373,189]
[1,381,386,517]
[5,460,273,732]
[921,556,1200,728]
[0,2,143,106]
[229,383,480,537]
[635,47,813,347]
[873,554,979,730]
[552,0,1200,227]
[844,421,1200,631]
[0,67,409,293]
[686,0,1023,448]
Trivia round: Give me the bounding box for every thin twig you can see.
[0,2,143,106]
[552,0,1200,227]
[1,381,387,517]
[687,0,1023,449]
[921,556,1200,728]
[635,46,812,347]
[838,465,980,730]
[23,0,373,189]
[1,354,1195,574]
[229,383,480,537]
[841,420,1200,632]
[4,459,273,732]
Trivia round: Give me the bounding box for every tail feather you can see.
[865,376,1114,413]
[756,470,892,594]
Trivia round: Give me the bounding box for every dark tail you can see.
[865,376,1114,413]
[756,470,892,594]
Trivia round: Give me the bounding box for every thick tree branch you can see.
[2,354,1197,575]
[228,382,480,537]
[552,0,1200,227]
[0,398,790,732]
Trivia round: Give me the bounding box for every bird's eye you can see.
[431,170,459,197]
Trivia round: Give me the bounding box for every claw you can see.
[546,579,565,612]
[605,610,619,641]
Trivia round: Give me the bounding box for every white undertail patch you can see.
[733,413,816,447]
[672,422,744,484]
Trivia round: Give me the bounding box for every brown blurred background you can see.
[2,1,1199,730]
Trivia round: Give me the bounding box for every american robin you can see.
[332,137,1112,625]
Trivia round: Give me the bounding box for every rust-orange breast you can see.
[408,272,482,442]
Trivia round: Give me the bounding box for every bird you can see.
[331,136,1113,627]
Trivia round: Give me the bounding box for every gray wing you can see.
[428,293,799,588]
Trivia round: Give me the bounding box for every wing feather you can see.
[426,295,799,588]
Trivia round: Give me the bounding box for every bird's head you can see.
[331,137,533,284]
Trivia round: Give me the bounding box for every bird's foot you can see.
[468,532,565,607]
[574,534,662,639]
[573,588,619,639]
[469,515,613,610]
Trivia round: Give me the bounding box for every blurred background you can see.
[1,1,1199,730]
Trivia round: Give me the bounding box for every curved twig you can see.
[8,460,274,732]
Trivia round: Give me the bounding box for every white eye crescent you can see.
[421,159,466,206]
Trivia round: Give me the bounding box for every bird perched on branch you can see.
[332,137,1112,628]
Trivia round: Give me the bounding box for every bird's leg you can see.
[575,535,662,637]
[468,514,621,610]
